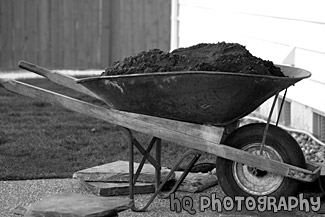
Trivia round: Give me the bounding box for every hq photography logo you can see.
[169,193,321,215]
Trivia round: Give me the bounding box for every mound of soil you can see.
[102,42,284,77]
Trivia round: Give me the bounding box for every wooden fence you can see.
[0,0,171,70]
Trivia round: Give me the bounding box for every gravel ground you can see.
[0,179,89,217]
[1,178,325,217]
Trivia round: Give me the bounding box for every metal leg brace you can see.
[260,92,279,155]
[120,127,202,212]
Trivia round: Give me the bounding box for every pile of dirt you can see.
[102,42,284,77]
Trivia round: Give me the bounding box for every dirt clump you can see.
[102,42,284,77]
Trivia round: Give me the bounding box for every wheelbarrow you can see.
[0,61,320,211]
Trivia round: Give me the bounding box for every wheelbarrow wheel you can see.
[216,123,305,198]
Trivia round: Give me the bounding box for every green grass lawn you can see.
[0,78,216,180]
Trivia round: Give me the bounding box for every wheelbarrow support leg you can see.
[132,149,202,212]
[155,138,161,190]
[158,151,202,199]
[276,88,288,126]
[260,92,279,155]
[120,127,202,212]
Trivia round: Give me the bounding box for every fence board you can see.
[25,0,39,64]
[1,1,7,67]
[1,0,13,68]
[90,1,103,68]
[144,0,159,50]
[83,0,91,67]
[132,0,146,54]
[81,0,94,68]
[109,0,122,63]
[63,0,73,68]
[58,0,65,68]
[92,0,101,67]
[38,0,50,67]
[100,0,110,69]
[0,0,171,70]
[0,1,2,66]
[158,0,171,51]
[122,0,132,56]
[0,1,2,65]
[11,0,23,68]
[49,0,60,68]
[75,0,84,68]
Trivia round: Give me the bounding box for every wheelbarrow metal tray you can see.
[77,65,311,126]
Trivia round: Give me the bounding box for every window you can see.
[277,98,291,126]
[313,112,325,142]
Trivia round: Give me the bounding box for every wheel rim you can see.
[232,143,284,196]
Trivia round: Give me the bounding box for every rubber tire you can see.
[216,123,305,198]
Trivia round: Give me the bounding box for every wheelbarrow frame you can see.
[0,61,321,211]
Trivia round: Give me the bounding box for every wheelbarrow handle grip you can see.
[18,60,55,78]
[17,60,101,100]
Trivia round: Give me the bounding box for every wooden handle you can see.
[17,60,100,99]
[18,60,53,78]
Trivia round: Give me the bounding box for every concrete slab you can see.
[74,160,218,196]
[73,160,174,183]
[81,181,155,196]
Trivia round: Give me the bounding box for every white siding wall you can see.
[291,102,314,133]
[174,0,325,137]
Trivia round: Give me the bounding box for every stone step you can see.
[73,160,174,183]
[74,161,218,196]
[22,193,132,217]
[81,181,156,196]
